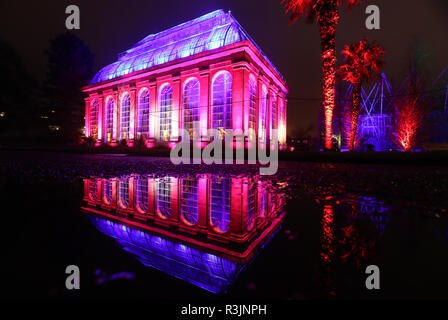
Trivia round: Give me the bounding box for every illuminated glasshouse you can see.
[82,9,288,147]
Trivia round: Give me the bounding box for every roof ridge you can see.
[122,9,228,58]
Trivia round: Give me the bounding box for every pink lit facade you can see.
[82,10,288,147]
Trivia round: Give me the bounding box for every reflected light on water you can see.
[81,173,286,293]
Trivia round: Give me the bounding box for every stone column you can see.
[129,87,137,144]
[232,67,244,133]
[147,177,156,217]
[113,91,119,142]
[149,83,157,140]
[268,87,274,141]
[170,177,179,222]
[84,97,90,137]
[98,95,104,142]
[242,69,251,134]
[199,72,210,138]
[229,177,245,238]
[258,78,265,143]
[172,78,181,140]
[197,175,208,230]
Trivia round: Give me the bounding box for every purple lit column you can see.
[113,91,119,141]
[84,97,90,137]
[199,72,210,138]
[172,78,181,140]
[149,84,157,140]
[98,95,104,142]
[129,87,137,143]
[232,67,244,133]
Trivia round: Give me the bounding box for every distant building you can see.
[82,10,287,147]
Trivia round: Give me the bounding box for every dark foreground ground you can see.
[0,150,447,300]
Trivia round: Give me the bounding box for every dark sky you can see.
[1,0,447,135]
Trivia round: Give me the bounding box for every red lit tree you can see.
[339,39,385,151]
[393,93,425,152]
[393,46,427,153]
[282,0,363,150]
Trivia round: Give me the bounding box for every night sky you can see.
[1,0,447,135]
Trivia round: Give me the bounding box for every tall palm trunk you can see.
[318,9,338,151]
[348,81,361,151]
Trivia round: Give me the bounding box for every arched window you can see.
[212,71,232,132]
[118,177,129,209]
[120,93,131,140]
[103,179,113,204]
[260,85,268,143]
[137,89,150,138]
[90,100,99,138]
[210,176,231,233]
[136,176,149,213]
[183,78,200,136]
[181,178,199,226]
[88,179,98,201]
[248,74,257,134]
[156,177,171,218]
[159,84,172,141]
[105,97,114,142]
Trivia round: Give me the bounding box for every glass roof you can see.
[90,9,284,84]
[91,216,243,293]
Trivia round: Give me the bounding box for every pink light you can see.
[146,141,155,149]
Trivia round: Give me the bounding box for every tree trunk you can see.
[348,82,361,151]
[319,18,337,151]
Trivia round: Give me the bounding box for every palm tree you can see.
[282,0,363,150]
[339,39,385,151]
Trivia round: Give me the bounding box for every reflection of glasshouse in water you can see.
[82,174,286,293]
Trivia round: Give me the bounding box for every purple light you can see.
[90,10,284,84]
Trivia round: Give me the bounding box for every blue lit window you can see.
[119,177,129,209]
[136,177,149,213]
[249,74,257,132]
[159,84,172,141]
[103,179,113,204]
[181,178,199,225]
[120,94,131,140]
[183,78,200,136]
[105,97,114,142]
[137,89,150,139]
[90,100,99,138]
[157,178,171,218]
[210,176,231,233]
[212,71,232,133]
